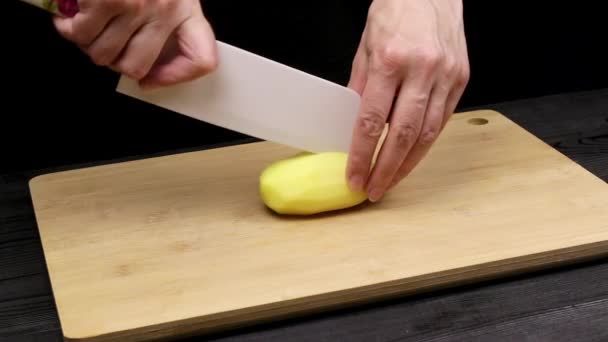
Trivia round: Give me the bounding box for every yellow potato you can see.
[259,152,368,215]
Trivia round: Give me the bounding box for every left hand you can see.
[346,0,470,202]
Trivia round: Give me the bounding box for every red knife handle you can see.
[20,0,79,17]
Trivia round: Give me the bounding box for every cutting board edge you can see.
[26,109,511,187]
[26,139,264,190]
[58,240,608,342]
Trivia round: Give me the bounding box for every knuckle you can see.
[193,54,219,75]
[121,63,147,80]
[411,93,430,111]
[411,47,442,71]
[373,43,408,75]
[129,69,147,80]
[89,48,112,66]
[392,122,419,147]
[145,19,166,33]
[418,128,439,146]
[459,64,471,85]
[358,107,387,138]
[443,56,458,78]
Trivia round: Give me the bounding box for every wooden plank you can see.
[0,290,60,337]
[26,109,608,341]
[426,299,608,342]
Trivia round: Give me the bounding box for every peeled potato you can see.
[259,152,368,215]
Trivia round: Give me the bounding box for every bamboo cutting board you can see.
[29,110,608,342]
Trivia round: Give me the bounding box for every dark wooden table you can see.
[2,89,607,342]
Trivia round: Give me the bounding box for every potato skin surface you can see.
[259,152,368,215]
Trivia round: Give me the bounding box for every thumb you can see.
[139,14,218,89]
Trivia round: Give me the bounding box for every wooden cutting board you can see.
[29,110,608,342]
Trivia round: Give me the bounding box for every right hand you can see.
[53,0,218,88]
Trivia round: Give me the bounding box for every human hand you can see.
[53,0,218,88]
[346,0,470,202]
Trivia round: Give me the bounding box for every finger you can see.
[52,15,74,40]
[443,65,470,129]
[365,74,433,202]
[113,19,179,81]
[86,13,146,66]
[442,35,470,128]
[139,14,218,88]
[346,69,399,193]
[389,53,470,189]
[388,81,449,189]
[347,30,369,95]
[347,48,368,95]
[53,4,119,47]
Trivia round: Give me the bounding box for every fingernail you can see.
[368,188,383,202]
[349,175,364,192]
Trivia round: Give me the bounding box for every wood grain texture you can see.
[2,89,608,342]
[479,88,608,181]
[27,109,608,341]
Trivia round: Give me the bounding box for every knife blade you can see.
[116,42,361,153]
[22,0,362,153]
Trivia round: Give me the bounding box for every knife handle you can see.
[20,0,79,17]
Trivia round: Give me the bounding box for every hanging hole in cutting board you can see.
[468,118,489,125]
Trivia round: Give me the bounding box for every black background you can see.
[2,2,608,341]
[3,1,607,172]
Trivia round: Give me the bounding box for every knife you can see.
[23,0,362,153]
